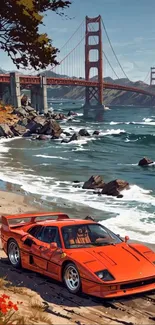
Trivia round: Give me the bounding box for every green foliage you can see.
[0,0,71,70]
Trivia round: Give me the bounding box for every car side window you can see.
[28,225,43,238]
[37,226,62,247]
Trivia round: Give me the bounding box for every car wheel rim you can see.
[8,242,20,265]
[65,265,80,291]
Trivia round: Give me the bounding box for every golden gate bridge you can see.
[0,15,154,119]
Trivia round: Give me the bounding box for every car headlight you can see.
[95,269,115,281]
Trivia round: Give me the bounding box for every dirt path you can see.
[0,249,155,325]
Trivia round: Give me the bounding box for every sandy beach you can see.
[0,189,154,325]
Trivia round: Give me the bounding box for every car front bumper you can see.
[82,276,155,298]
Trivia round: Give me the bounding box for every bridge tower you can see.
[150,67,155,86]
[84,15,103,119]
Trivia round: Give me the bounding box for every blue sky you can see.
[1,0,155,82]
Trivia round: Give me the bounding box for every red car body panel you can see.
[1,212,155,298]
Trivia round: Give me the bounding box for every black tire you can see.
[63,263,81,294]
[7,239,21,269]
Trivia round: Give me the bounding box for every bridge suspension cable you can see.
[101,18,130,80]
[143,70,150,84]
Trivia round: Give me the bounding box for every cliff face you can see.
[44,71,155,106]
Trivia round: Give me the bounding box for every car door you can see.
[31,226,62,277]
[21,225,43,268]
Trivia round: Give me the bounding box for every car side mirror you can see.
[50,242,58,250]
[125,235,129,243]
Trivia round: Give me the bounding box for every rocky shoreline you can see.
[0,104,154,200]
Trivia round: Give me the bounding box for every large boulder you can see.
[26,116,46,134]
[101,179,129,197]
[39,119,62,137]
[138,157,153,166]
[13,107,28,117]
[11,124,27,136]
[83,175,105,189]
[68,132,82,143]
[25,105,35,113]
[0,124,14,137]
[18,117,28,127]
[79,129,90,137]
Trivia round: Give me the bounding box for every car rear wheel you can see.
[8,239,21,268]
[63,263,81,294]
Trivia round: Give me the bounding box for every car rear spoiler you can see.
[1,212,69,230]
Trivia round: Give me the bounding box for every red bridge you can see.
[0,74,153,97]
[2,15,154,118]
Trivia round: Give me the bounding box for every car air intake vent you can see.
[120,278,155,290]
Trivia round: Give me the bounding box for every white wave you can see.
[100,129,126,136]
[143,118,153,122]
[0,137,22,154]
[100,209,155,243]
[109,119,155,126]
[0,163,154,243]
[35,154,69,160]
[77,113,83,116]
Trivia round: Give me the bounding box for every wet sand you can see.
[0,190,154,324]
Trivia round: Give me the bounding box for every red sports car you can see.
[1,212,155,298]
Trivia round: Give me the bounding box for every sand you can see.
[0,189,155,325]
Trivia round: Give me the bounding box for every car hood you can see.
[68,242,155,282]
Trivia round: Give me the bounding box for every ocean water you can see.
[0,101,155,243]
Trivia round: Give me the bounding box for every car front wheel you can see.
[7,239,21,268]
[63,263,81,294]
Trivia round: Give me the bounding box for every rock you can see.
[68,132,82,142]
[18,117,28,127]
[67,111,77,116]
[93,130,100,135]
[79,129,90,137]
[26,116,46,134]
[63,131,71,137]
[39,119,62,137]
[138,157,153,166]
[73,180,80,183]
[83,175,105,189]
[13,107,28,117]
[36,135,49,140]
[11,124,27,136]
[0,124,14,137]
[25,105,35,112]
[28,111,37,118]
[61,139,69,143]
[101,179,129,197]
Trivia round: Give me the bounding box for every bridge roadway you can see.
[0,74,154,97]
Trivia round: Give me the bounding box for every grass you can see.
[0,278,53,325]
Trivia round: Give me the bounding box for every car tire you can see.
[63,262,81,294]
[7,239,21,269]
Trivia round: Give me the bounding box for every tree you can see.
[0,0,71,70]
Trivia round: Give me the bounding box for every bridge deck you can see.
[0,74,154,97]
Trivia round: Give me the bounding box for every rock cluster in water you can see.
[82,175,130,198]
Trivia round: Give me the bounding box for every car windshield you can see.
[62,223,122,249]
